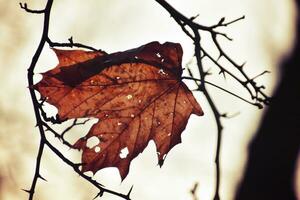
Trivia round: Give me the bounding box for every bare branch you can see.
[42,119,90,148]
[155,1,270,200]
[19,2,45,14]
[24,0,53,199]
[24,0,270,200]
[24,0,133,199]
[182,76,263,108]
[210,16,245,29]
[190,183,199,200]
[46,37,99,51]
[44,137,131,199]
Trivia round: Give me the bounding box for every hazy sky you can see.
[0,0,297,200]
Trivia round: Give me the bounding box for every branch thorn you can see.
[127,185,134,198]
[21,188,31,194]
[38,174,48,182]
[93,190,104,200]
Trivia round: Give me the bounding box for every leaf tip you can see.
[194,107,204,116]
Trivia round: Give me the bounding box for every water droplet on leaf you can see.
[127,94,133,100]
[95,146,101,153]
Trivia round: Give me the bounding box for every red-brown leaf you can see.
[35,42,203,179]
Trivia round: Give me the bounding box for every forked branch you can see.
[154,1,270,200]
[23,1,270,200]
[22,1,132,199]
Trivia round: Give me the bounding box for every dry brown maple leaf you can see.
[35,41,204,179]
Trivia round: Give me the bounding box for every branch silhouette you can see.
[154,1,269,200]
[22,1,132,200]
[22,1,270,200]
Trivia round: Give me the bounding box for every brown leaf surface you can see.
[35,42,203,179]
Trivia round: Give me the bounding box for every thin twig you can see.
[44,137,132,199]
[154,1,270,200]
[190,183,199,200]
[209,16,245,29]
[42,119,90,148]
[194,31,223,200]
[23,0,270,200]
[20,2,45,13]
[22,1,133,199]
[22,1,53,199]
[42,122,73,148]
[46,37,99,51]
[182,76,262,108]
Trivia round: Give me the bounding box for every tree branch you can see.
[22,1,53,199]
[46,37,99,51]
[23,0,133,199]
[23,0,270,199]
[19,2,45,14]
[154,1,270,200]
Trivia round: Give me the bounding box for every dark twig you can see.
[46,37,98,51]
[221,112,240,119]
[182,76,263,108]
[42,119,90,148]
[44,137,132,199]
[22,1,131,199]
[155,1,270,200]
[37,97,62,124]
[194,31,223,200]
[61,119,90,138]
[23,0,270,199]
[19,2,45,13]
[42,122,73,148]
[22,1,53,199]
[209,16,245,29]
[190,183,199,200]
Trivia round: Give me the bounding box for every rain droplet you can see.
[95,146,101,153]
[138,99,142,103]
[105,114,109,117]
[127,94,133,100]
[90,80,95,84]
[183,100,187,104]
[117,122,122,126]
[167,133,171,136]
[156,52,162,58]
[116,76,120,80]
[157,121,161,126]
[130,114,135,118]
[134,56,139,59]
[161,58,165,62]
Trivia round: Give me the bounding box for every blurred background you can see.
[0,0,298,200]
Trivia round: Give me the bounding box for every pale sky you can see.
[0,0,297,200]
